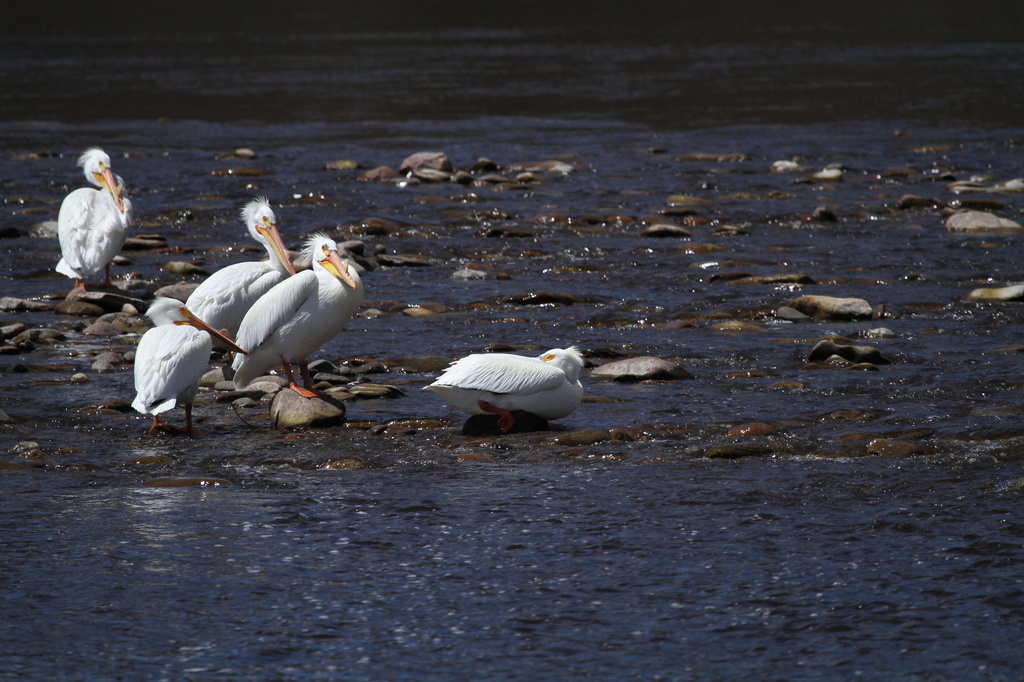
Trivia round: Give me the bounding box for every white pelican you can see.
[185,198,296,337]
[231,233,364,397]
[132,297,247,434]
[425,346,585,431]
[56,147,133,289]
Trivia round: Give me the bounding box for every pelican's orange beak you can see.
[95,166,126,215]
[319,249,358,289]
[175,306,248,354]
[255,218,296,275]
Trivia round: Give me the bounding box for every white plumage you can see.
[425,346,585,431]
[56,148,133,288]
[231,233,364,396]
[185,197,295,336]
[132,297,246,434]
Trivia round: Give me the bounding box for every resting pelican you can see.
[56,147,133,289]
[185,198,296,337]
[132,297,247,434]
[425,346,585,431]
[232,233,364,397]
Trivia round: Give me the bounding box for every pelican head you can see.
[78,147,126,216]
[241,197,295,275]
[304,233,359,289]
[145,297,247,354]
[539,346,585,382]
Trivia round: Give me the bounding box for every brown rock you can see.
[270,390,347,430]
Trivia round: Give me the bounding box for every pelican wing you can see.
[434,353,566,395]
[234,271,318,352]
[132,325,211,415]
[186,261,284,333]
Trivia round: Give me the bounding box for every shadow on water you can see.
[2,1,1024,680]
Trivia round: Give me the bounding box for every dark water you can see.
[3,3,1024,680]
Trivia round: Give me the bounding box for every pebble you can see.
[399,151,453,174]
[1,297,54,312]
[965,284,1024,302]
[806,339,891,365]
[590,356,694,382]
[552,428,611,446]
[785,295,873,321]
[945,210,1022,232]
[452,268,488,280]
[163,261,210,276]
[725,423,777,437]
[69,373,89,384]
[705,443,773,459]
[866,439,929,457]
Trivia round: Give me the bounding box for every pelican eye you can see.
[543,353,555,361]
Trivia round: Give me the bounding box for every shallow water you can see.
[3,3,1024,680]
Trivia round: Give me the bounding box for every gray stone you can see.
[785,295,873,321]
[270,390,347,430]
[590,356,694,382]
[946,210,1022,232]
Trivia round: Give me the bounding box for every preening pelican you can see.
[56,147,133,289]
[132,298,247,434]
[425,346,585,431]
[232,233,364,397]
[185,198,296,337]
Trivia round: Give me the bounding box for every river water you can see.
[2,3,1024,680]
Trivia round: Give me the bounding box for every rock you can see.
[10,328,65,345]
[402,307,435,318]
[725,423,777,437]
[806,340,891,365]
[896,194,945,210]
[639,223,693,238]
[69,373,90,384]
[358,166,400,182]
[452,268,488,281]
[796,167,843,183]
[866,439,928,457]
[141,476,233,487]
[705,443,773,458]
[75,291,148,314]
[377,253,434,267]
[552,428,611,446]
[462,411,549,436]
[1,297,54,312]
[29,220,60,238]
[154,281,199,301]
[399,151,453,174]
[776,306,812,322]
[785,295,873,321]
[325,159,359,171]
[590,357,694,382]
[945,210,1022,232]
[55,299,105,316]
[347,384,404,399]
[770,159,804,173]
[82,321,121,336]
[966,284,1024,301]
[163,261,209,276]
[497,291,583,306]
[270,390,347,430]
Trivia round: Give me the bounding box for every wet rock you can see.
[75,291,148,314]
[896,194,946,210]
[82,320,121,336]
[639,223,693,238]
[770,159,804,173]
[347,383,404,399]
[141,476,233,487]
[725,423,777,437]
[10,328,65,345]
[154,281,199,301]
[270,390,347,430]
[705,443,773,459]
[246,379,287,395]
[785,295,873,321]
[163,261,209,276]
[552,428,611,446]
[966,284,1024,301]
[1,323,27,340]
[122,235,168,250]
[776,306,813,322]
[945,210,1022,232]
[325,159,359,171]
[590,357,694,382]
[69,373,89,384]
[29,220,59,238]
[506,160,574,174]
[452,268,488,281]
[462,411,549,436]
[402,306,435,318]
[399,151,453,174]
[859,327,896,339]
[806,340,891,365]
[677,152,750,162]
[377,253,434,267]
[728,274,815,286]
[711,321,762,333]
[498,291,584,306]
[866,439,929,457]
[358,166,400,182]
[796,167,843,183]
[1,297,54,312]
[55,299,105,316]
